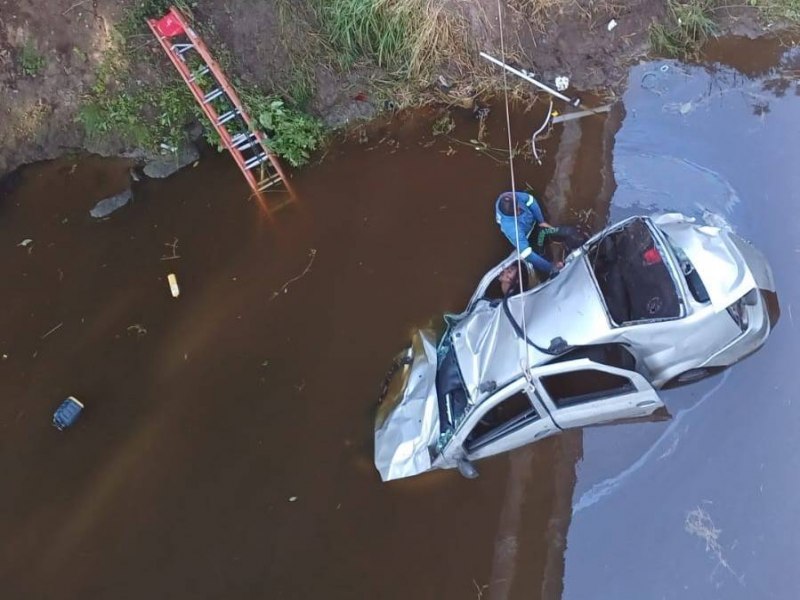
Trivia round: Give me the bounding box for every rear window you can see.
[664,235,710,304]
[586,219,682,324]
[541,369,635,407]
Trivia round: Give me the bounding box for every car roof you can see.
[451,256,613,402]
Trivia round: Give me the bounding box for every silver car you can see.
[374,213,779,481]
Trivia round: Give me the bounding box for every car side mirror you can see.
[457,457,479,479]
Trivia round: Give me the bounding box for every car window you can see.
[465,392,538,451]
[541,369,635,407]
[587,218,683,324]
[663,234,710,303]
[483,263,532,301]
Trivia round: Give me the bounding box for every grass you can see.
[649,0,717,58]
[77,32,197,150]
[311,0,470,81]
[18,41,45,77]
[751,0,800,22]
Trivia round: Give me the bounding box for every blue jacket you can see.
[495,192,554,273]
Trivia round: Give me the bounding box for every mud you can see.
[0,0,785,178]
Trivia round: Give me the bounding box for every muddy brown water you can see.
[2,36,798,599]
[0,102,616,598]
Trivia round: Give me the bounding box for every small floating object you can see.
[167,273,180,298]
[607,19,618,31]
[53,396,84,431]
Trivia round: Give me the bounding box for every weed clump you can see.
[77,37,197,150]
[649,0,716,58]
[313,0,468,81]
[18,41,45,77]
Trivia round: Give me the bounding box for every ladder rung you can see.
[217,108,241,125]
[203,88,224,104]
[189,66,210,82]
[172,43,194,55]
[234,133,258,151]
[244,153,268,169]
[230,133,249,147]
[258,173,283,190]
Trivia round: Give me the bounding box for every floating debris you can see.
[167,273,180,298]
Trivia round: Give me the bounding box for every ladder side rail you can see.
[166,7,285,172]
[146,18,262,193]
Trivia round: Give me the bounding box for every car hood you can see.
[374,330,441,482]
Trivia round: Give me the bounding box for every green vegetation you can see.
[18,41,45,77]
[649,0,716,58]
[431,112,454,136]
[78,0,324,166]
[314,0,416,73]
[77,39,197,150]
[751,0,800,22]
[243,93,324,167]
[311,0,467,80]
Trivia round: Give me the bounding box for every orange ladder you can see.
[147,6,291,211]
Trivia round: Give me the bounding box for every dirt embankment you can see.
[0,0,775,179]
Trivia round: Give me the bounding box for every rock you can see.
[89,189,132,218]
[143,144,200,179]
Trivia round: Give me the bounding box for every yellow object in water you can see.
[167,273,180,298]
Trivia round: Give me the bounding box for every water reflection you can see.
[564,39,799,600]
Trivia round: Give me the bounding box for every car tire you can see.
[664,367,720,389]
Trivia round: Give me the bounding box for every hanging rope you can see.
[495,0,531,380]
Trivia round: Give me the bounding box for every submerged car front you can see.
[374,330,442,482]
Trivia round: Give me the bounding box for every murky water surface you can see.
[1,36,798,599]
[565,38,800,599]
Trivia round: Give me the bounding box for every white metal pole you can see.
[479,51,577,105]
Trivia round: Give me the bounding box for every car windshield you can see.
[435,338,473,449]
[662,234,711,303]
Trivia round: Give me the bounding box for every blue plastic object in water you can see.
[53,396,84,431]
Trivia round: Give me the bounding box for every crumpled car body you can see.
[374,213,778,481]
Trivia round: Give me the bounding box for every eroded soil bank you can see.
[0,0,779,177]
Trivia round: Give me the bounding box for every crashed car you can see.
[375,213,778,481]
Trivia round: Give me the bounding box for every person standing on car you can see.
[495,191,585,277]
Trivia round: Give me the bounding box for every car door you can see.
[530,358,664,429]
[442,377,558,464]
